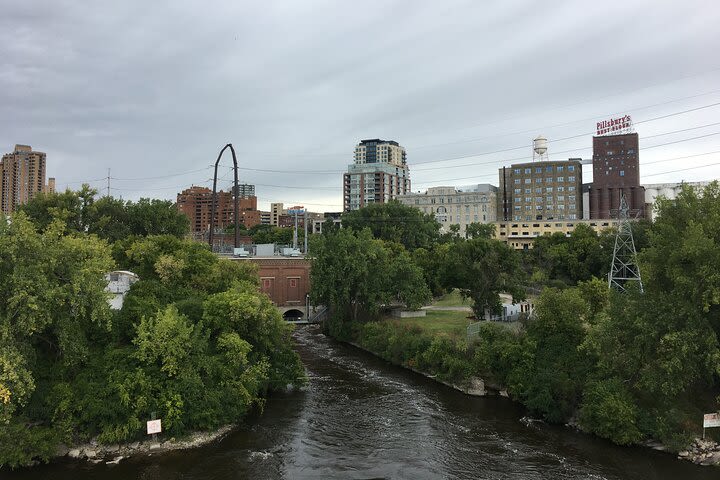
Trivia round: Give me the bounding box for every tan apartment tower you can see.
[1,145,47,214]
[343,139,410,211]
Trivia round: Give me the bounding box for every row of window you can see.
[514,204,576,211]
[437,215,488,223]
[511,214,578,221]
[514,176,576,184]
[513,165,576,175]
[513,186,576,194]
[514,195,577,203]
[411,195,490,204]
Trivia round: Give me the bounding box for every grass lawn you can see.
[431,289,473,307]
[390,309,476,341]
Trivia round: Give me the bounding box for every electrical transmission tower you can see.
[608,192,644,293]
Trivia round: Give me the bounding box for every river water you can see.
[6,326,718,479]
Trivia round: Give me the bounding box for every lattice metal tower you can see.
[608,192,644,293]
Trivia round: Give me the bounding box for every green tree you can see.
[442,236,526,319]
[310,228,431,321]
[18,185,97,233]
[341,201,440,250]
[509,287,592,422]
[125,198,189,237]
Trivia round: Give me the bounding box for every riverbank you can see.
[325,319,720,467]
[52,425,235,466]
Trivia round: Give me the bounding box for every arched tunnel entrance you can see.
[282,309,305,322]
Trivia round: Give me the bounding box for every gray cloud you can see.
[1,0,719,210]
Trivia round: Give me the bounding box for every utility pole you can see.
[609,192,644,293]
[107,168,111,197]
[293,209,298,250]
[303,210,308,253]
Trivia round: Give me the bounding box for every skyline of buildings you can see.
[5,130,717,248]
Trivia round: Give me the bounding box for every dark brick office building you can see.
[588,133,645,218]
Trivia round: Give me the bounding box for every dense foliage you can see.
[317,183,720,450]
[310,228,431,321]
[0,196,304,469]
[341,201,441,250]
[19,186,190,241]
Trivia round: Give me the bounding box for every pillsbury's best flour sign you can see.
[597,115,633,136]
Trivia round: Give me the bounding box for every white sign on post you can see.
[147,419,162,435]
[704,413,720,428]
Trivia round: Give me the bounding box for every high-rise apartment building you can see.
[0,145,47,214]
[497,159,583,222]
[177,186,260,232]
[397,184,497,236]
[343,139,410,211]
[588,133,644,218]
[234,183,255,198]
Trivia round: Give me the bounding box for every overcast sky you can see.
[2,0,719,211]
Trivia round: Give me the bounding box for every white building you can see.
[643,181,711,221]
[105,270,139,310]
[397,184,498,236]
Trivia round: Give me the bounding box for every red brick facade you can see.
[247,257,310,307]
[177,186,260,232]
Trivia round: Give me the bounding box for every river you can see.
[6,326,718,479]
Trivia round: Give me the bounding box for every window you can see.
[514,188,521,194]
[535,188,542,193]
[546,196,553,202]
[535,196,543,202]
[525,178,531,184]
[557,166,564,172]
[524,168,531,174]
[557,177,564,182]
[568,186,575,192]
[569,195,576,202]
[620,170,625,177]
[568,165,575,172]
[525,197,532,203]
[514,168,521,174]
[535,167,542,173]
[546,187,553,193]
[546,166,553,172]
[568,176,575,182]
[514,179,520,184]
[557,195,565,201]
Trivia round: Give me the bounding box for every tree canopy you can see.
[341,201,441,250]
[0,206,302,469]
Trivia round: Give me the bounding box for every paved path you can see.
[421,305,473,312]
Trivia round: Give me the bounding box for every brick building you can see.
[177,185,261,232]
[497,159,583,222]
[588,133,644,218]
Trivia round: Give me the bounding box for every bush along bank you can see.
[324,281,720,466]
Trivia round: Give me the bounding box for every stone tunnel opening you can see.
[283,309,305,322]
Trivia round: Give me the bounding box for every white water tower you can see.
[533,136,548,162]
